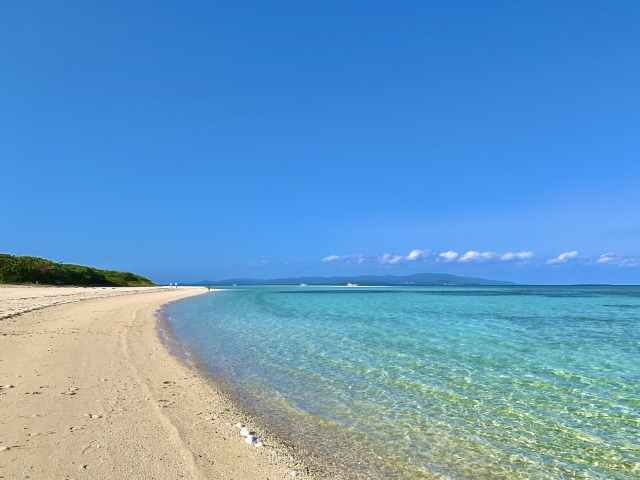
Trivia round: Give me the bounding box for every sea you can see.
[163,285,640,479]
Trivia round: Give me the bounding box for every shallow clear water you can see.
[165,286,640,479]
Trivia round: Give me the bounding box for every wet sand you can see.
[0,286,311,479]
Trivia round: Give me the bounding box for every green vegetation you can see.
[0,254,155,287]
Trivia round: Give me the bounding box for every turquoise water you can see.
[164,286,640,479]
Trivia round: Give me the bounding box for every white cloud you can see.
[407,249,432,261]
[596,253,639,267]
[322,254,367,264]
[316,249,638,269]
[438,251,459,262]
[501,251,534,261]
[378,254,404,265]
[376,249,434,265]
[546,250,579,265]
[596,252,617,264]
[459,251,481,262]
[459,251,499,262]
[321,255,346,262]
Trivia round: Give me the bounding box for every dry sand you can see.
[0,286,169,320]
[0,287,312,479]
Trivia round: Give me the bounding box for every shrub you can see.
[0,254,155,286]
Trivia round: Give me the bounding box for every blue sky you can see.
[1,1,639,284]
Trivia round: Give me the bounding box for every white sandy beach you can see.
[0,286,311,479]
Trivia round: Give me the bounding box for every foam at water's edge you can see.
[156,305,194,367]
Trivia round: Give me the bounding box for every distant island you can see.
[0,254,155,287]
[193,273,516,286]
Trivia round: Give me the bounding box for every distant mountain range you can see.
[192,273,516,286]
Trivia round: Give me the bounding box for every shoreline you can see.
[159,292,385,480]
[156,296,357,479]
[0,286,313,478]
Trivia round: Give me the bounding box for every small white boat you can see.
[347,283,358,287]
[300,284,308,286]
